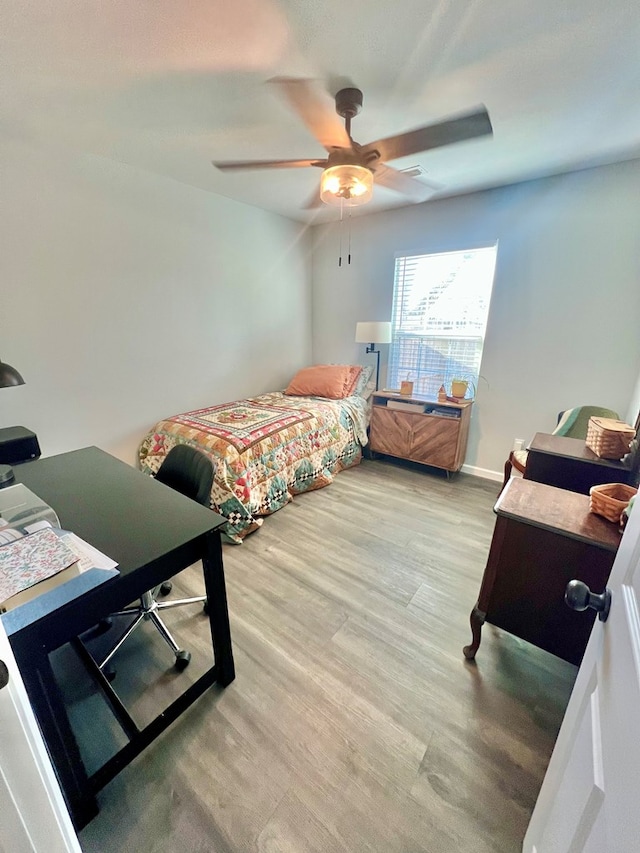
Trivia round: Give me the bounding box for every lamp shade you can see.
[321,164,374,207]
[355,322,392,344]
[0,359,25,388]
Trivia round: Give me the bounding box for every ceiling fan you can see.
[212,78,493,209]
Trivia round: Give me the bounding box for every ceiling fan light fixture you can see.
[320,164,373,207]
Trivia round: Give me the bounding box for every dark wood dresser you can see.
[524,432,638,494]
[464,477,621,666]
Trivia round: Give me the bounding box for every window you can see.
[388,246,497,398]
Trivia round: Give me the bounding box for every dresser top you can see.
[528,432,632,470]
[372,391,472,409]
[495,477,622,551]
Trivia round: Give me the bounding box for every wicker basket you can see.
[585,417,636,459]
[589,482,638,523]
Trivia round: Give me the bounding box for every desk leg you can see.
[14,644,98,830]
[463,606,486,660]
[202,529,235,686]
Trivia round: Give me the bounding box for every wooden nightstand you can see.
[463,477,621,665]
[369,392,472,473]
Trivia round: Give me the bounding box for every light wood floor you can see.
[77,459,576,853]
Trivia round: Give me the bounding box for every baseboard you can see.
[460,463,502,482]
[365,452,503,482]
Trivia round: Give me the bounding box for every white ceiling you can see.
[2,1,639,223]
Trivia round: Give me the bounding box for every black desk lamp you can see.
[355,322,392,391]
[1,358,26,487]
[0,359,25,388]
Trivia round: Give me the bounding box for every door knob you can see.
[0,660,8,690]
[565,580,611,622]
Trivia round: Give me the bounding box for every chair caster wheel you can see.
[203,600,209,615]
[175,650,191,671]
[160,581,172,596]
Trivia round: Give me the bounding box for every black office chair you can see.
[99,445,214,673]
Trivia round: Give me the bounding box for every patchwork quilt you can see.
[138,392,370,543]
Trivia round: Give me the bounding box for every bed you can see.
[138,365,373,543]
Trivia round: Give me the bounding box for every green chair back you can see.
[553,406,620,440]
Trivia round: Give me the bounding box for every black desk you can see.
[524,432,638,495]
[5,446,234,829]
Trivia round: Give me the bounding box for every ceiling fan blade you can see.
[268,77,351,151]
[213,158,327,171]
[373,164,441,202]
[363,107,493,163]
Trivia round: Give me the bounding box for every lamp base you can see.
[0,426,41,464]
[0,464,16,488]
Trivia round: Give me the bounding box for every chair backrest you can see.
[154,445,214,507]
[553,406,620,440]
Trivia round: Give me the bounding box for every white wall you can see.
[0,136,312,465]
[311,159,640,478]
[626,366,640,430]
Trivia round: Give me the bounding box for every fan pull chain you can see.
[348,208,352,265]
[338,198,344,266]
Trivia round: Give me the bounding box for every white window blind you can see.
[388,246,497,398]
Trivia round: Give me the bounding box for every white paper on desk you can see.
[0,517,53,545]
[56,532,118,572]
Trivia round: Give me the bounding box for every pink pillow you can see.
[285,365,358,399]
[343,365,363,396]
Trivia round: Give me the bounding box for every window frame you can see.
[387,244,498,398]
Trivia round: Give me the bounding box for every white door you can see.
[0,620,81,853]
[524,499,640,852]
